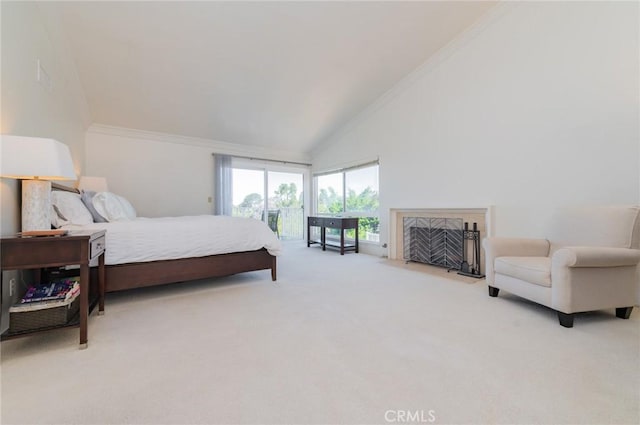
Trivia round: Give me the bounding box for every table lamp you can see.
[0,135,76,231]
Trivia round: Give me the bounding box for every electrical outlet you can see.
[9,278,16,297]
[208,196,212,203]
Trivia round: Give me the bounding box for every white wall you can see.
[0,2,90,332]
[312,2,639,250]
[1,2,90,236]
[85,125,311,218]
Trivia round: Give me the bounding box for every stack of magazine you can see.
[10,278,80,313]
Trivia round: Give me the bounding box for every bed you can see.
[51,184,281,292]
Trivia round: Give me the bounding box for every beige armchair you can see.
[483,206,640,327]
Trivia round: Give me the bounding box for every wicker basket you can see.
[9,295,80,333]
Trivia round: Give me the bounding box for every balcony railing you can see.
[232,206,304,240]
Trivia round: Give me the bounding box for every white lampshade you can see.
[78,176,108,193]
[0,135,76,180]
[0,135,77,232]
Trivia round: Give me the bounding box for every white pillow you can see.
[80,191,107,223]
[50,191,94,228]
[116,194,137,219]
[92,192,137,222]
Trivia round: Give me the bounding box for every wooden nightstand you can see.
[1,230,106,349]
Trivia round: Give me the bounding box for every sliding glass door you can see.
[231,164,306,240]
[267,171,304,240]
[232,168,264,220]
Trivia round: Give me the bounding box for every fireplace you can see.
[390,207,491,276]
[404,217,463,269]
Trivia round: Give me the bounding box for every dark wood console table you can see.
[307,216,359,255]
[1,230,105,349]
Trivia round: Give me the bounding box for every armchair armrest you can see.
[483,237,550,259]
[551,246,640,313]
[553,246,640,268]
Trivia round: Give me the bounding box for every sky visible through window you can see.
[346,166,378,195]
[232,168,302,206]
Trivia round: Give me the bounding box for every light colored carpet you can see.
[1,241,639,425]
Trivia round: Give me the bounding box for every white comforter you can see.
[62,215,282,265]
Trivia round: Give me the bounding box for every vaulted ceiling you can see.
[53,1,495,154]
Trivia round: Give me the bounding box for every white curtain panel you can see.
[213,154,233,215]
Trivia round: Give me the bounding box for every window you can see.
[317,173,343,214]
[231,165,306,240]
[314,163,379,242]
[232,168,264,220]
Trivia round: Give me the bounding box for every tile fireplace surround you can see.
[389,207,493,271]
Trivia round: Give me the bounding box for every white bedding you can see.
[62,215,282,265]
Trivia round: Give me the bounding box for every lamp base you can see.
[22,180,52,232]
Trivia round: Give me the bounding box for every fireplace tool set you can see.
[455,222,485,278]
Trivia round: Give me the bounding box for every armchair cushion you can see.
[495,257,551,287]
[483,237,550,284]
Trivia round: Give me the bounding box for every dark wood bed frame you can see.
[52,183,277,292]
[104,249,276,292]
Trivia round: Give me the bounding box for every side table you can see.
[307,216,359,255]
[1,230,106,349]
